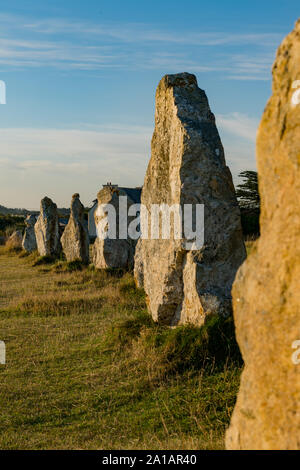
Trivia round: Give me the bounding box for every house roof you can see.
[119,187,142,204]
[89,187,142,211]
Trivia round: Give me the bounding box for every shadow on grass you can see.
[107,310,242,376]
[33,255,57,266]
[105,267,127,278]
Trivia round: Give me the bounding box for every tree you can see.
[236,170,260,210]
[236,170,260,237]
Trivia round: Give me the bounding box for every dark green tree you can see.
[236,170,260,237]
[236,170,260,209]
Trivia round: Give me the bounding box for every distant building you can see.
[88,184,142,239]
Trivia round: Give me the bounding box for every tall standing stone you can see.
[135,73,246,325]
[35,197,61,257]
[61,193,89,263]
[226,20,300,450]
[22,215,37,252]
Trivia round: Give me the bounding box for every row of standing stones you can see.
[15,18,299,449]
[21,193,90,263]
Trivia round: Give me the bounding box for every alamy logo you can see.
[95,197,205,251]
[291,80,300,106]
[0,80,6,104]
[0,341,5,365]
[291,340,300,365]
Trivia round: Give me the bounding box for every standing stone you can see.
[61,193,89,263]
[93,186,141,269]
[226,20,300,450]
[35,197,61,257]
[6,230,23,249]
[22,215,37,252]
[135,73,246,325]
[133,238,144,288]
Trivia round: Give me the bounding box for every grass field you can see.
[0,247,242,450]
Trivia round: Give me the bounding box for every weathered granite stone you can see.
[35,197,61,256]
[133,238,144,288]
[7,230,23,249]
[61,194,89,263]
[22,215,37,252]
[135,72,246,325]
[226,20,300,450]
[93,186,141,269]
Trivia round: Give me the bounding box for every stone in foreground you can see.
[61,193,89,263]
[93,186,141,269]
[22,215,37,252]
[135,72,246,325]
[226,19,300,450]
[35,197,61,256]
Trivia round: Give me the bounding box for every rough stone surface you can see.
[226,20,300,450]
[93,187,140,269]
[133,238,144,288]
[7,230,23,248]
[35,197,61,256]
[22,215,37,252]
[135,72,246,325]
[61,194,89,263]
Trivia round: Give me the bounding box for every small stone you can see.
[22,215,37,252]
[61,193,89,263]
[35,197,61,256]
[7,230,23,249]
[93,186,141,269]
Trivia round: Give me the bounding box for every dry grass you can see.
[0,246,241,449]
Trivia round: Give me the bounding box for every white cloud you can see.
[0,125,152,208]
[0,116,257,208]
[215,113,258,184]
[16,16,282,47]
[0,12,279,78]
[216,112,259,142]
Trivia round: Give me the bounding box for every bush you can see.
[0,215,25,235]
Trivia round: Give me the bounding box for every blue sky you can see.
[0,0,299,209]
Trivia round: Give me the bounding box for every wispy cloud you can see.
[216,113,258,184]
[0,125,151,207]
[216,112,259,141]
[0,115,257,208]
[0,12,279,78]
[0,36,121,69]
[17,15,282,47]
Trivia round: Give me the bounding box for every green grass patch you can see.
[0,249,242,450]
